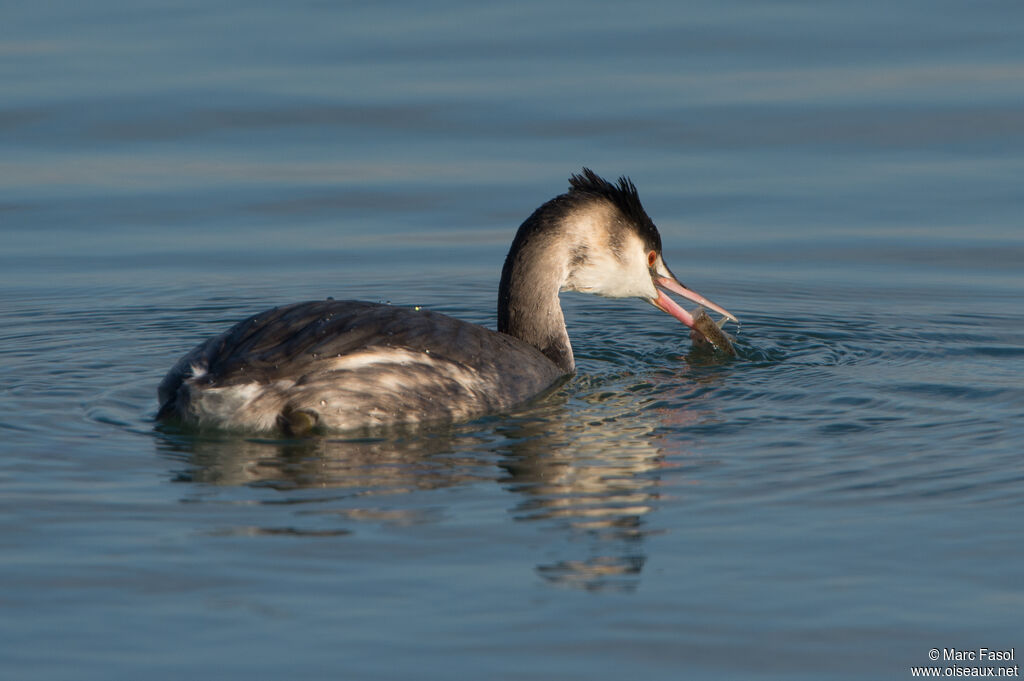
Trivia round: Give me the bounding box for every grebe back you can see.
[157,169,736,434]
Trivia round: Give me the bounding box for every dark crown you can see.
[567,168,662,252]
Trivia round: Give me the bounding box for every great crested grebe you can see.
[157,169,736,434]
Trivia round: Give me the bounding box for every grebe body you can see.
[157,300,563,432]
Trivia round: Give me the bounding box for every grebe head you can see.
[498,168,736,372]
[559,168,737,329]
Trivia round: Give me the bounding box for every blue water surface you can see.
[2,1,1023,679]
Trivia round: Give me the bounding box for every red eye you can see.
[647,251,657,267]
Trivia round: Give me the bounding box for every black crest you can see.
[567,168,662,252]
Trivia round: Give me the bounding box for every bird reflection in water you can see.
[495,380,704,591]
[155,373,715,591]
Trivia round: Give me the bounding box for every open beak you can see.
[649,260,737,330]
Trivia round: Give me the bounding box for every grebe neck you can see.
[498,201,617,374]
[498,234,573,372]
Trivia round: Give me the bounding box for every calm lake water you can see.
[2,1,1023,679]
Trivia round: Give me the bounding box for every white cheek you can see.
[559,218,660,299]
[569,250,658,299]
[597,263,656,298]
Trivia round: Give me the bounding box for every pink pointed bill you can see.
[651,276,737,330]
